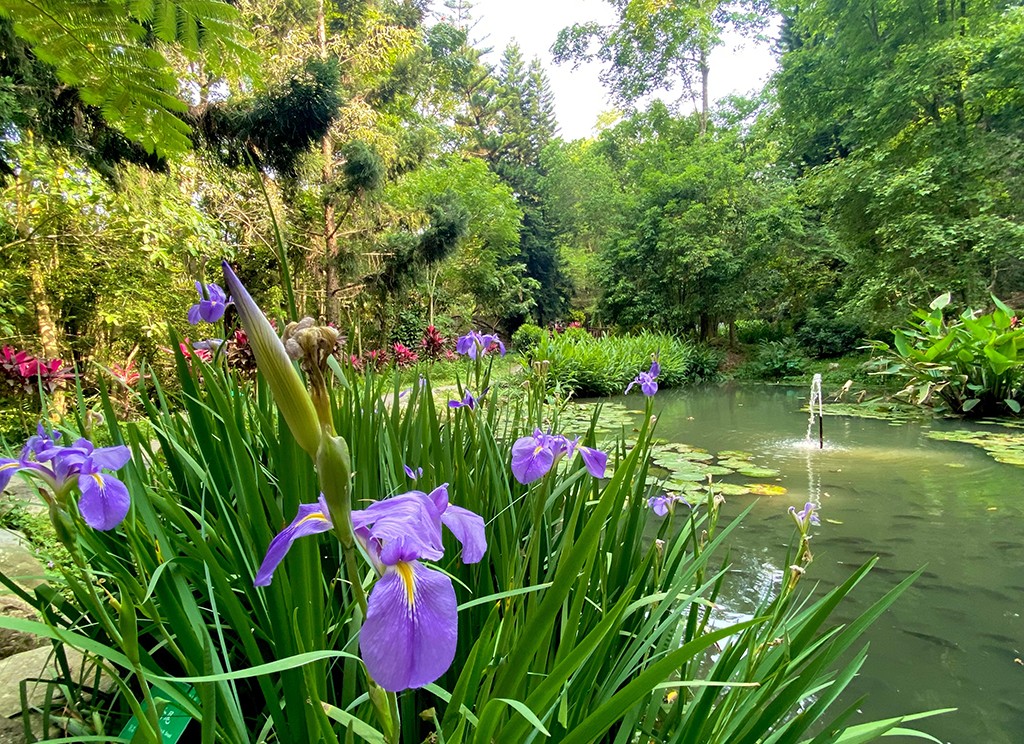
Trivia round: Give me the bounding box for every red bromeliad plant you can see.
[392,343,418,368]
[1,345,74,396]
[420,325,448,361]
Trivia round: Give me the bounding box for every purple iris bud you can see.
[192,338,224,352]
[187,282,229,325]
[255,484,486,692]
[789,501,821,528]
[21,423,63,462]
[625,359,660,397]
[448,390,479,410]
[455,330,506,359]
[404,464,423,480]
[510,429,608,484]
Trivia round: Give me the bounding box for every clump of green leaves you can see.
[532,330,720,396]
[869,292,1024,416]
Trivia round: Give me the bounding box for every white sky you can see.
[453,0,779,140]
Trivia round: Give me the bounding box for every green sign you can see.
[118,683,199,743]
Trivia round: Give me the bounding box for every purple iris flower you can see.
[510,429,608,484]
[626,359,660,397]
[448,389,483,410]
[403,464,423,480]
[254,484,486,692]
[647,493,690,517]
[789,501,820,527]
[0,426,132,531]
[187,282,229,325]
[455,330,506,359]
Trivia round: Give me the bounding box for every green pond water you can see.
[584,383,1023,744]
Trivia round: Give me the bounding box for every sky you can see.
[452,0,779,140]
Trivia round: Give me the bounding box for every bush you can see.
[736,319,784,344]
[869,293,1024,416]
[747,339,807,380]
[796,311,865,358]
[533,331,721,396]
[511,322,546,352]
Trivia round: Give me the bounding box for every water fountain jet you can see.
[807,373,824,449]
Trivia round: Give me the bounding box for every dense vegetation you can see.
[3,0,1022,385]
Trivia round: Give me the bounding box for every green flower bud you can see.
[222,262,322,457]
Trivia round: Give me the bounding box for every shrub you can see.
[796,311,866,358]
[511,322,546,352]
[736,319,784,344]
[533,331,721,396]
[747,339,807,380]
[869,293,1024,416]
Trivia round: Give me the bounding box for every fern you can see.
[0,0,257,157]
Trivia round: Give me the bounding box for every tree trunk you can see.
[318,0,338,321]
[699,48,710,135]
[29,266,65,416]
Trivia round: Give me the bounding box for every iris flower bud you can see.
[222,262,322,458]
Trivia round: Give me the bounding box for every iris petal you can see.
[360,561,458,692]
[440,505,487,564]
[77,472,131,531]
[510,442,554,484]
[0,460,21,492]
[351,491,445,564]
[254,498,334,586]
[577,446,608,479]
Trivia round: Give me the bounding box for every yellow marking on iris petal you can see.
[0,462,19,471]
[90,473,104,488]
[296,511,328,526]
[533,444,544,455]
[396,561,416,606]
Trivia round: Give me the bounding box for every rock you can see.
[0,597,44,660]
[0,645,112,718]
[0,532,46,591]
[0,481,45,517]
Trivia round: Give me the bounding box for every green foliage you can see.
[194,58,343,176]
[532,330,720,397]
[777,0,1024,320]
[0,344,947,742]
[744,338,807,380]
[796,310,866,359]
[868,292,1024,416]
[735,319,784,345]
[510,322,546,353]
[0,0,256,158]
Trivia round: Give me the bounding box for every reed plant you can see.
[0,288,949,742]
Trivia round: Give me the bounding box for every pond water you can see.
[609,383,1024,743]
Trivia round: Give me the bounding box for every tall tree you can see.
[554,0,771,133]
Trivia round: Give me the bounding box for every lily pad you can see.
[736,465,781,478]
[717,458,754,470]
[716,450,754,460]
[927,429,1024,468]
[713,483,752,496]
[701,465,735,476]
[747,483,788,496]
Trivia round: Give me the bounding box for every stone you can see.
[0,596,44,660]
[0,532,46,591]
[0,645,112,718]
[0,480,45,517]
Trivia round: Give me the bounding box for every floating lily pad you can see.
[717,450,754,460]
[665,471,707,483]
[717,458,754,470]
[747,483,788,496]
[814,402,925,425]
[701,465,735,476]
[927,429,1024,468]
[679,451,715,462]
[714,483,752,496]
[736,465,781,478]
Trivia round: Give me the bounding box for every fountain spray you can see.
[807,373,824,449]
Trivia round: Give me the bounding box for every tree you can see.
[775,0,1024,323]
[0,0,256,159]
[554,0,771,133]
